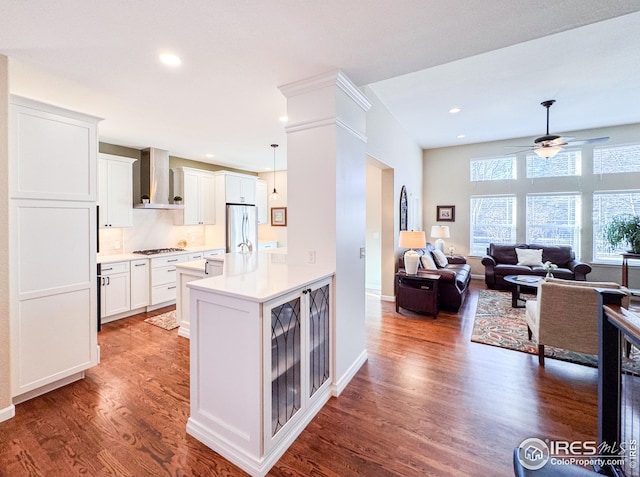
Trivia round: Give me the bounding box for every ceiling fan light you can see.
[535,146,561,158]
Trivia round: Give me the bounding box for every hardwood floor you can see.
[0,280,599,477]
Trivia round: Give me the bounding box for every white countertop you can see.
[187,250,334,303]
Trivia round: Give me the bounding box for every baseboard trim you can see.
[0,404,15,423]
[332,349,368,396]
[381,294,395,302]
[12,372,85,405]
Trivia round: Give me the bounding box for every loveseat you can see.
[481,243,592,289]
[399,243,471,311]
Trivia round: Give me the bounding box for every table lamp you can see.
[399,231,426,275]
[431,225,450,253]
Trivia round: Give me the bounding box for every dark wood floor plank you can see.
[0,283,601,476]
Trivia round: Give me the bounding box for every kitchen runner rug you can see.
[471,289,640,374]
[144,310,179,331]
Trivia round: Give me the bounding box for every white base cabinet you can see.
[100,261,130,318]
[130,259,150,309]
[187,276,332,477]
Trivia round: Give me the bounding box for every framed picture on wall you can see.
[271,207,287,226]
[437,205,455,222]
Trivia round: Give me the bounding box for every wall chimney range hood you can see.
[134,147,184,209]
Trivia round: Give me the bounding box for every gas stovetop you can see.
[132,248,186,256]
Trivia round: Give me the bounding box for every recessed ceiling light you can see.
[159,53,181,67]
[449,107,461,114]
[279,115,289,123]
[205,153,214,158]
[457,134,466,139]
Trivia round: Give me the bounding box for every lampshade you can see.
[399,231,426,250]
[534,146,561,158]
[430,226,450,239]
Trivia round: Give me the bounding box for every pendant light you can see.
[270,144,279,201]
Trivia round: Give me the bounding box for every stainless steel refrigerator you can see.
[226,204,258,253]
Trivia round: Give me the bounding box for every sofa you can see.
[399,243,471,311]
[481,243,592,289]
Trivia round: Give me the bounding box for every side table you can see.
[395,271,440,318]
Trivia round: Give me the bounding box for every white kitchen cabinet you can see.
[173,167,216,225]
[98,154,135,228]
[256,179,268,224]
[224,172,256,204]
[100,261,131,318]
[258,241,278,250]
[130,259,149,309]
[9,96,101,402]
[203,248,225,258]
[150,254,188,307]
[187,270,333,476]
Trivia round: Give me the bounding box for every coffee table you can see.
[503,275,544,308]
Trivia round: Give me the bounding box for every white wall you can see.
[365,163,382,290]
[0,55,13,421]
[423,122,640,284]
[257,171,288,247]
[363,86,423,297]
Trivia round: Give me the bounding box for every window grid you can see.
[470,195,516,256]
[594,144,640,175]
[526,193,581,257]
[593,191,640,261]
[526,150,581,178]
[470,156,516,182]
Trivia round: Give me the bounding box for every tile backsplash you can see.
[98,209,212,255]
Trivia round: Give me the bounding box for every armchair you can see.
[524,278,630,366]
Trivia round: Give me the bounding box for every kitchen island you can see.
[186,251,334,477]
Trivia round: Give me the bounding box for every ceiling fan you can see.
[507,100,609,158]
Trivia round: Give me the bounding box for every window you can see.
[470,195,516,256]
[526,150,581,178]
[470,156,516,182]
[526,194,581,256]
[594,144,640,174]
[593,191,640,261]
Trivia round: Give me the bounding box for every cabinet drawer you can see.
[204,249,225,258]
[100,261,129,275]
[152,283,177,305]
[151,265,177,286]
[187,253,204,261]
[151,254,187,268]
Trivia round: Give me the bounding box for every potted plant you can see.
[173,195,183,205]
[141,194,150,204]
[605,214,640,254]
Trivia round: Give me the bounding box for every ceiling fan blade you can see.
[565,136,609,146]
[504,145,535,148]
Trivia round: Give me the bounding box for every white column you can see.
[280,71,371,394]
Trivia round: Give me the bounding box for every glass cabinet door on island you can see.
[264,277,332,450]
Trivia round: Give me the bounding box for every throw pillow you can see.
[420,253,437,270]
[432,248,449,268]
[515,248,543,266]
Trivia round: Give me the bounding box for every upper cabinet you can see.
[10,96,99,202]
[173,167,216,226]
[224,173,256,205]
[98,154,135,228]
[256,179,268,224]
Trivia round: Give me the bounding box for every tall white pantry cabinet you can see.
[9,96,101,402]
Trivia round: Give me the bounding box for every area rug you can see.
[144,310,179,331]
[471,289,640,373]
